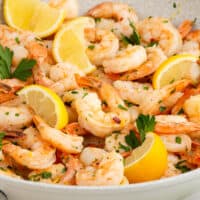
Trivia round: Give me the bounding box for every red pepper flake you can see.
[113,116,121,124]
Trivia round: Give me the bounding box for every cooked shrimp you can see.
[76,147,124,186]
[178,20,193,39]
[62,122,88,136]
[49,0,79,19]
[160,134,192,153]
[120,47,167,80]
[28,163,66,183]
[2,127,56,169]
[85,28,119,66]
[138,17,182,56]
[33,115,83,154]
[73,76,130,138]
[180,40,200,56]
[33,62,84,96]
[162,154,181,178]
[114,79,190,115]
[186,30,200,43]
[87,2,138,38]
[182,146,200,166]
[155,115,200,135]
[0,104,33,131]
[183,94,200,124]
[102,45,147,74]
[0,79,24,104]
[172,86,200,115]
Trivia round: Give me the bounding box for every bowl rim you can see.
[1,168,200,192]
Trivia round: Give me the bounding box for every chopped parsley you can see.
[173,2,177,8]
[175,160,191,173]
[88,45,95,50]
[0,45,36,81]
[95,18,101,23]
[124,100,135,107]
[71,90,79,94]
[0,132,5,150]
[147,41,158,47]
[175,136,182,144]
[178,108,184,115]
[82,93,88,98]
[169,79,175,84]
[118,104,128,111]
[5,112,9,115]
[121,21,140,45]
[159,106,167,112]
[15,113,20,117]
[163,20,168,23]
[29,171,52,181]
[143,86,149,90]
[15,37,20,44]
[136,114,156,142]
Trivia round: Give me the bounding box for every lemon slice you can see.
[18,85,68,129]
[4,0,65,38]
[153,54,200,89]
[53,23,96,74]
[61,17,95,44]
[124,132,167,183]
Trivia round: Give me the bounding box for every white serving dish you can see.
[0,0,200,199]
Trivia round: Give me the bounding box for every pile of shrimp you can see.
[1,1,200,186]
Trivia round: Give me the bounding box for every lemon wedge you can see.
[153,54,200,89]
[124,132,167,183]
[18,85,68,129]
[4,0,65,38]
[53,19,96,74]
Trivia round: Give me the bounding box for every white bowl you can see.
[0,0,200,199]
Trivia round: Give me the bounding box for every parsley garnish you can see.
[143,86,149,90]
[119,142,131,152]
[15,37,20,44]
[95,18,101,23]
[175,160,190,173]
[175,136,182,144]
[118,104,128,111]
[88,45,95,50]
[124,100,135,107]
[12,59,36,81]
[71,90,79,94]
[159,106,167,112]
[147,41,158,47]
[0,132,5,150]
[121,21,140,45]
[125,130,140,149]
[82,93,88,98]
[178,108,184,115]
[136,114,156,142]
[173,2,177,8]
[0,45,36,81]
[29,171,52,181]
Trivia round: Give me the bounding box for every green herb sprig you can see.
[0,45,36,81]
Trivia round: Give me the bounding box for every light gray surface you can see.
[0,0,200,200]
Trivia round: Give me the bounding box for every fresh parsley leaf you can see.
[15,37,20,44]
[175,160,190,173]
[119,142,131,152]
[173,2,177,8]
[136,114,156,142]
[121,21,140,45]
[147,41,158,47]
[118,104,128,111]
[124,100,136,107]
[125,130,140,149]
[159,106,166,112]
[0,45,13,79]
[95,18,101,23]
[143,86,149,90]
[41,171,52,179]
[175,136,182,144]
[0,132,5,150]
[88,45,95,50]
[12,59,36,81]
